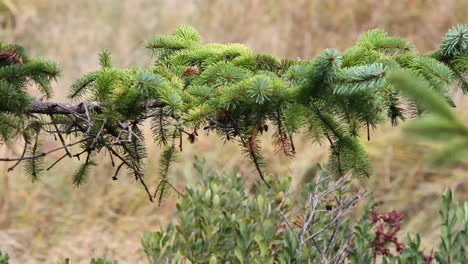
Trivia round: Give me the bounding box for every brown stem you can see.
[0,138,89,161]
[27,99,166,115]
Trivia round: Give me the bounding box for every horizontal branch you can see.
[0,138,89,162]
[27,99,167,115]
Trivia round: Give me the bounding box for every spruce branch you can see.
[27,99,166,115]
[24,131,44,182]
[72,154,96,187]
[0,25,466,201]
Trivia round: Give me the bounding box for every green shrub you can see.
[57,258,118,264]
[0,250,9,264]
[1,166,466,263]
[139,162,467,264]
[141,161,362,263]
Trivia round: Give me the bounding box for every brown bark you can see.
[27,99,166,115]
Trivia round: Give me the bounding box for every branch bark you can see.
[27,99,167,115]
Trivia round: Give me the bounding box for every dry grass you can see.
[0,0,467,263]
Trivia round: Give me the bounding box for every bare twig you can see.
[46,153,68,171]
[0,138,90,162]
[287,173,367,263]
[112,162,125,181]
[50,115,72,157]
[7,141,28,171]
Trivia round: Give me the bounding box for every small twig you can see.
[44,129,82,134]
[206,117,234,129]
[7,141,28,171]
[325,133,344,176]
[112,162,125,180]
[179,132,183,151]
[0,138,90,162]
[90,118,107,149]
[367,120,371,141]
[211,82,226,89]
[46,153,68,171]
[105,145,154,202]
[138,175,154,202]
[54,104,89,123]
[289,133,296,154]
[50,115,72,157]
[153,179,184,199]
[108,149,115,167]
[82,102,94,136]
[27,99,166,115]
[279,209,300,242]
[239,135,270,188]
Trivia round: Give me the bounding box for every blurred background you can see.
[0,0,467,263]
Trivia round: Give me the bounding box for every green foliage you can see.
[0,83,32,112]
[1,24,466,263]
[154,145,179,205]
[1,176,466,264]
[0,113,24,142]
[24,133,44,182]
[99,49,112,69]
[54,257,118,264]
[356,28,415,54]
[68,70,99,99]
[0,42,60,144]
[142,161,361,263]
[0,250,9,264]
[440,24,467,57]
[89,258,118,264]
[143,163,286,263]
[433,24,468,94]
[333,63,387,94]
[139,160,468,264]
[392,69,468,166]
[0,24,466,199]
[435,190,468,264]
[412,196,465,264]
[72,156,96,186]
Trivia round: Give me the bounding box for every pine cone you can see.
[0,49,24,66]
[182,65,199,76]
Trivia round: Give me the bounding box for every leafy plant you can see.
[88,258,119,264]
[141,160,365,264]
[435,190,468,264]
[1,179,466,264]
[0,250,9,264]
[59,257,119,264]
[138,161,467,264]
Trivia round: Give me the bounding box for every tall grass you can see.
[0,0,467,263]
